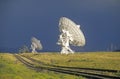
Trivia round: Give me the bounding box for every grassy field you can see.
[23,52,120,70]
[0,52,120,79]
[0,53,84,79]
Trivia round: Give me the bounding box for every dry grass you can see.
[23,52,120,70]
[0,53,84,79]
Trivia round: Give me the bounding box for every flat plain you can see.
[0,52,120,79]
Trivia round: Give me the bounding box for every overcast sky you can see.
[0,0,120,52]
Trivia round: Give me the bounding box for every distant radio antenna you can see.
[110,43,113,51]
[31,37,43,53]
[57,17,86,54]
[110,43,117,51]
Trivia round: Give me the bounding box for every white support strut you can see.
[57,29,74,54]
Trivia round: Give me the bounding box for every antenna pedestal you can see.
[61,46,74,54]
[31,42,37,53]
[58,29,74,54]
[31,48,37,53]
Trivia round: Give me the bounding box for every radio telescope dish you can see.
[31,37,43,53]
[57,17,86,54]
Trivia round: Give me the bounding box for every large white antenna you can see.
[57,17,86,54]
[31,37,43,53]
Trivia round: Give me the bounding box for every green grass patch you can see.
[23,52,120,70]
[1,52,120,79]
[0,53,84,79]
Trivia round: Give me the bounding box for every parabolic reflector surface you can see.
[31,37,42,50]
[59,17,85,46]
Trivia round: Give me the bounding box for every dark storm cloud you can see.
[0,0,120,52]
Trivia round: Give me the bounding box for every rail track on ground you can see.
[14,54,120,79]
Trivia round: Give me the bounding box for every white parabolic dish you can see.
[59,17,86,46]
[31,37,43,50]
